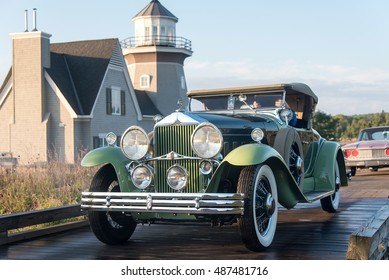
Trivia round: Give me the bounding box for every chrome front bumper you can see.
[81,192,245,215]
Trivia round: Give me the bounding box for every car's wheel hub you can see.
[265,193,275,217]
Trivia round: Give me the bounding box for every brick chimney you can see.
[9,9,52,163]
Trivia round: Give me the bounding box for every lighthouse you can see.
[122,0,193,115]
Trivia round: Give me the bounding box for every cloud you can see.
[185,59,389,115]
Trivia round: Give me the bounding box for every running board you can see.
[303,191,335,202]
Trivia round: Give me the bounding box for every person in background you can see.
[253,100,262,108]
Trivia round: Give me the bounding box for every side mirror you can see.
[279,108,293,124]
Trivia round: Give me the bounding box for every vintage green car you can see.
[81,83,348,252]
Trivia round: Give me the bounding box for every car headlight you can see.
[167,164,188,191]
[199,160,213,175]
[251,128,264,143]
[131,165,153,190]
[105,132,117,146]
[121,126,149,160]
[191,123,223,159]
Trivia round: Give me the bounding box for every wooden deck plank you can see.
[0,198,387,260]
[0,169,388,260]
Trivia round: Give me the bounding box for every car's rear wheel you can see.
[320,161,341,213]
[88,165,137,245]
[237,164,278,251]
[274,128,304,189]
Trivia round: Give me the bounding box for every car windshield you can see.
[189,93,284,112]
[360,128,389,141]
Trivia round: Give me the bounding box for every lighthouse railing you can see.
[120,36,192,51]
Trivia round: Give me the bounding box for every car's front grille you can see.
[154,125,204,193]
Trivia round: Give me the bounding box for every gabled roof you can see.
[0,67,12,93]
[0,67,12,108]
[47,39,118,115]
[134,90,161,116]
[133,0,178,21]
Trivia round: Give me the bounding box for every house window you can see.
[140,75,150,88]
[93,134,121,149]
[106,87,126,115]
[111,87,121,115]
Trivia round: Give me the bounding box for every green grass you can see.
[0,161,96,215]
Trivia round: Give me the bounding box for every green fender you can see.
[210,143,306,209]
[81,146,135,192]
[312,141,348,192]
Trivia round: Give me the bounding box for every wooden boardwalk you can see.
[0,170,388,260]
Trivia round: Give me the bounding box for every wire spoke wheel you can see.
[238,164,278,251]
[255,177,274,235]
[288,142,303,184]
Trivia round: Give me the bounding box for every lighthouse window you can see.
[145,27,150,41]
[140,75,150,88]
[180,76,186,90]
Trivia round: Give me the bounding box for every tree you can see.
[333,114,351,141]
[312,110,389,141]
[313,110,336,140]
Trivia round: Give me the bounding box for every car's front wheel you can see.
[88,165,137,245]
[320,161,341,213]
[237,164,278,251]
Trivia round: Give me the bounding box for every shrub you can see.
[0,162,96,215]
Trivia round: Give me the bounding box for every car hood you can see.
[343,140,389,150]
[155,111,281,134]
[192,112,281,132]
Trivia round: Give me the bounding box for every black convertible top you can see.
[187,83,318,104]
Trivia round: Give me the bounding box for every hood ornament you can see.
[173,112,181,125]
[176,99,184,112]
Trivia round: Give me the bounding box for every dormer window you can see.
[140,75,150,88]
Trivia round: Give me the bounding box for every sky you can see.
[1,0,389,116]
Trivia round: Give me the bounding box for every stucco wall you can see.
[45,80,75,163]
